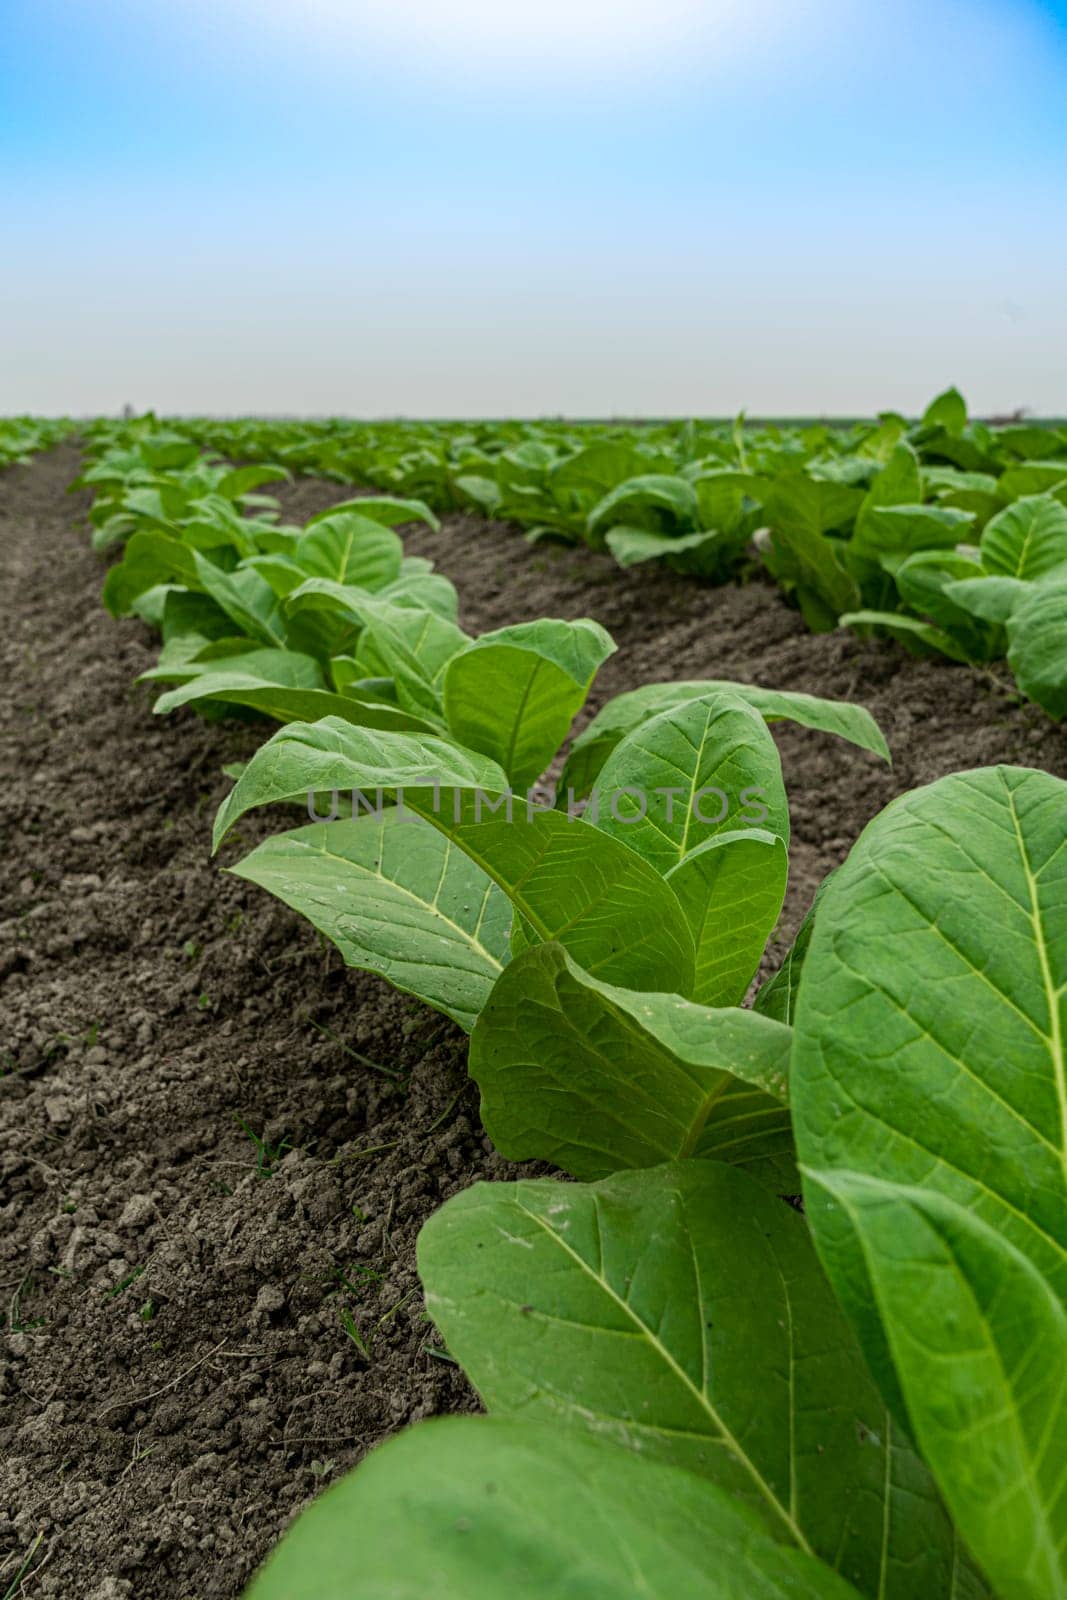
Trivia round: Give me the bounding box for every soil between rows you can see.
[2,448,1065,1600]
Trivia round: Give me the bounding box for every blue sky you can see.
[3,0,1066,415]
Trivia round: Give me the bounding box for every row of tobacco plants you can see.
[0,414,71,468]
[179,389,1067,722]
[73,413,1064,1600]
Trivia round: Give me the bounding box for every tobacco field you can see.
[1,396,1066,1599]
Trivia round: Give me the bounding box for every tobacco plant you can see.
[212,673,888,1034]
[244,762,1066,1600]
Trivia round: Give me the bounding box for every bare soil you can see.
[2,450,1065,1600]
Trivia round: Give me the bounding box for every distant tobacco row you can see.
[0,415,72,468]
[180,389,1067,721]
[72,412,1065,1600]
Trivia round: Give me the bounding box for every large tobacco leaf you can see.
[561,680,890,799]
[806,1174,1067,1600]
[604,524,741,577]
[303,492,440,531]
[760,476,863,626]
[838,609,973,663]
[191,557,289,648]
[586,472,700,543]
[443,616,615,790]
[231,811,511,1031]
[792,766,1067,1593]
[1006,579,1067,718]
[286,509,405,589]
[850,503,974,562]
[665,829,788,1005]
[214,720,695,993]
[246,1417,863,1600]
[211,720,506,849]
[142,646,435,730]
[859,440,922,512]
[102,528,201,614]
[892,549,999,661]
[591,692,789,869]
[793,766,1067,1306]
[286,583,469,718]
[996,462,1067,501]
[420,1161,983,1600]
[980,493,1067,579]
[469,942,794,1184]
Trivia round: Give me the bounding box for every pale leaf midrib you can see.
[514,1195,815,1555]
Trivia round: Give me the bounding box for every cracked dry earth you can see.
[2,446,1066,1598]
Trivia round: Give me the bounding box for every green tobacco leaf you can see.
[691,467,768,531]
[753,877,832,1024]
[995,426,1067,462]
[921,465,1000,521]
[138,435,200,471]
[549,440,650,498]
[160,588,235,643]
[102,529,201,615]
[212,721,508,849]
[805,1174,1067,1600]
[180,497,265,558]
[443,618,615,790]
[146,648,434,730]
[470,942,794,1184]
[245,1416,863,1600]
[839,610,972,662]
[761,477,863,623]
[861,441,922,512]
[401,797,698,991]
[149,632,257,672]
[921,386,968,433]
[292,511,404,589]
[377,561,459,620]
[980,494,1067,580]
[129,582,179,628]
[121,482,192,524]
[335,588,463,694]
[944,574,1031,624]
[792,766,1067,1407]
[591,693,789,872]
[214,721,694,992]
[192,556,288,648]
[216,463,290,499]
[766,474,865,538]
[665,829,788,1005]
[997,462,1067,501]
[287,582,468,717]
[455,472,502,511]
[231,811,511,1030]
[241,555,308,599]
[420,1161,979,1600]
[893,550,997,661]
[604,524,737,574]
[305,493,440,531]
[851,504,974,561]
[587,474,700,536]
[562,681,889,798]
[1006,580,1067,718]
